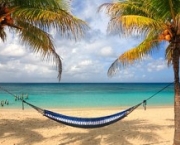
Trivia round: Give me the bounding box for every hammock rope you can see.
[0,82,173,128]
[22,99,143,128]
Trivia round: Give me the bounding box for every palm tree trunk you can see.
[173,42,180,145]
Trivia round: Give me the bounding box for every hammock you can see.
[22,100,143,128]
[0,83,173,129]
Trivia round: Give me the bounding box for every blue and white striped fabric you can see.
[43,104,140,128]
[22,100,141,128]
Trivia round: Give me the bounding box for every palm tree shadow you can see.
[0,117,173,145]
[57,119,167,145]
[0,117,65,145]
[166,119,174,128]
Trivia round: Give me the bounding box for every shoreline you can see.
[0,103,174,110]
[0,105,174,118]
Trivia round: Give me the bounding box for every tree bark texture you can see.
[173,41,180,145]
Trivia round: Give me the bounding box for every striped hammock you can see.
[1,83,172,128]
[22,100,142,128]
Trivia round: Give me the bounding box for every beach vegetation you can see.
[99,0,180,144]
[0,0,89,80]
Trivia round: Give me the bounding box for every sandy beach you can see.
[0,106,174,145]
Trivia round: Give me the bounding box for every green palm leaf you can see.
[107,15,164,36]
[16,21,62,80]
[0,0,89,80]
[165,43,174,66]
[0,26,6,41]
[107,30,161,76]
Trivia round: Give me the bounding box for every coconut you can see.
[163,29,169,35]
[5,15,11,20]
[158,34,165,40]
[6,18,13,25]
[165,34,171,41]
[3,7,10,13]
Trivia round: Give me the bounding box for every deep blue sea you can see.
[0,83,174,109]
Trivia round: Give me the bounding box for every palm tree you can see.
[99,0,180,144]
[0,0,89,80]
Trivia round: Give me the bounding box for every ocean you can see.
[0,83,174,109]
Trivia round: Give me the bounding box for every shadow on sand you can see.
[0,116,172,145]
[57,119,166,145]
[0,117,64,145]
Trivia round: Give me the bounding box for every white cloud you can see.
[24,64,38,73]
[99,46,114,57]
[147,58,167,72]
[0,44,25,57]
[79,60,92,66]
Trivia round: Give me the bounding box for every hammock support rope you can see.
[22,100,143,128]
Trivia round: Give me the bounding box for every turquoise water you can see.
[0,83,174,109]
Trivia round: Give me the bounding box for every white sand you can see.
[0,106,174,145]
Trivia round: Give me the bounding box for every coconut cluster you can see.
[158,29,172,42]
[0,4,13,27]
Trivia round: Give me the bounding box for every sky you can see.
[0,0,174,83]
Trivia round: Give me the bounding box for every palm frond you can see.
[107,58,120,77]
[10,0,89,40]
[165,43,173,66]
[108,15,164,36]
[3,0,69,10]
[0,26,6,41]
[17,21,62,80]
[98,1,153,17]
[0,0,89,80]
[107,31,160,77]
[147,0,175,20]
